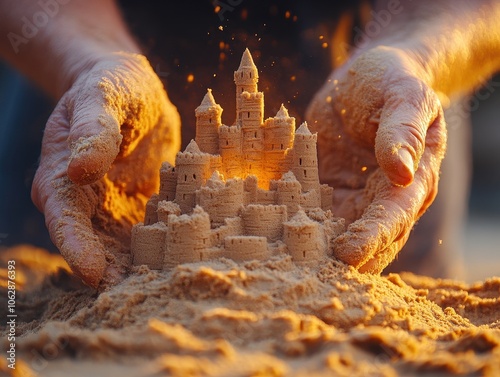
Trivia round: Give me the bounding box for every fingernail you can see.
[397,148,415,184]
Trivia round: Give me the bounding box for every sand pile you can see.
[1,245,499,376]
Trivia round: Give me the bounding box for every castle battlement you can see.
[131,49,339,270]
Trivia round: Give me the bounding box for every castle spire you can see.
[184,139,202,154]
[276,104,289,118]
[196,89,217,113]
[238,48,257,70]
[296,122,312,135]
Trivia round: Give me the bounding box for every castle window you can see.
[306,144,309,149]
[248,112,250,118]
[241,87,244,92]
[304,170,307,177]
[183,194,187,200]
[241,72,243,78]
[193,174,196,179]
[251,143,254,148]
[209,118,212,124]
[249,72,252,78]
[291,195,294,199]
[254,131,257,138]
[280,144,283,150]
[184,174,187,181]
[226,140,229,146]
[303,251,306,258]
[299,158,302,166]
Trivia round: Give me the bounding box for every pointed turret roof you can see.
[285,209,314,226]
[296,122,312,135]
[195,88,221,114]
[238,48,257,70]
[281,171,298,182]
[275,104,289,118]
[200,89,216,107]
[206,170,225,189]
[184,139,202,154]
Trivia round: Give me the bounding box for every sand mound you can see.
[1,246,499,376]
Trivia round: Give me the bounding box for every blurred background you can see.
[0,1,498,282]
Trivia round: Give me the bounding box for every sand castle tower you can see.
[159,162,177,202]
[219,125,242,178]
[175,140,211,213]
[276,172,302,218]
[292,122,320,193]
[195,89,222,155]
[234,49,265,184]
[264,104,295,182]
[164,206,211,269]
[284,210,326,266]
[196,172,245,226]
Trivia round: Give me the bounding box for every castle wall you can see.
[131,222,167,270]
[210,217,243,247]
[241,204,287,242]
[300,190,321,211]
[164,206,211,269]
[255,189,276,205]
[224,236,269,262]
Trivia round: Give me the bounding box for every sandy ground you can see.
[0,245,499,377]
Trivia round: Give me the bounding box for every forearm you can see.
[0,0,140,99]
[372,0,500,97]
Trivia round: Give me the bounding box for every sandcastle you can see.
[131,49,345,269]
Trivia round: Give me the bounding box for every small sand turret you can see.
[131,49,339,270]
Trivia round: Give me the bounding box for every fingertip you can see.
[390,148,415,187]
[67,129,122,185]
[54,219,107,289]
[332,228,374,269]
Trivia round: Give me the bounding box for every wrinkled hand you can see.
[307,46,446,274]
[32,52,181,289]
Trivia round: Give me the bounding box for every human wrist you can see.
[42,18,142,99]
[369,0,500,97]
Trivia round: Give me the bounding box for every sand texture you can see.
[1,245,499,376]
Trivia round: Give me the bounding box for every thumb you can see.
[375,81,443,187]
[66,77,123,186]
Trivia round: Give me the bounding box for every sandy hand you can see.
[307,46,446,274]
[32,52,181,289]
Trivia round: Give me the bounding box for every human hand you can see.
[306,46,446,274]
[32,52,181,289]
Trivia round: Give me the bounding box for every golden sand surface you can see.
[0,245,499,376]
